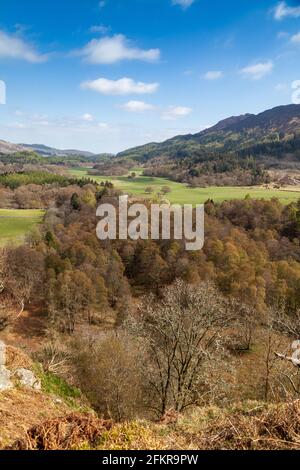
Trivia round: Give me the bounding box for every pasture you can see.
[70,168,300,205]
[0,209,44,246]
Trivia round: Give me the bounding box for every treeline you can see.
[48,153,114,165]
[143,154,269,186]
[0,151,114,167]
[0,151,44,165]
[0,178,113,209]
[0,171,98,190]
[88,158,135,177]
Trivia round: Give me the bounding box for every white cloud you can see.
[203,70,223,80]
[0,30,47,63]
[76,34,160,64]
[82,113,95,122]
[120,100,155,112]
[291,31,300,43]
[274,2,300,20]
[89,24,110,34]
[172,0,195,8]
[162,106,192,120]
[81,77,159,95]
[240,61,274,80]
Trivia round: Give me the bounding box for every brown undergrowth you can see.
[8,414,112,450]
[6,401,300,450]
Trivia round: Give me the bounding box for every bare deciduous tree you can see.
[0,246,44,323]
[129,280,233,417]
[271,309,300,397]
[72,333,144,421]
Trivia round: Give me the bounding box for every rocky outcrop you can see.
[15,368,41,390]
[0,341,13,391]
[0,366,13,391]
[0,341,6,366]
[0,341,40,391]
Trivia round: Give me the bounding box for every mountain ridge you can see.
[117,104,300,161]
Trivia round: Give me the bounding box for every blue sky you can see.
[0,0,300,153]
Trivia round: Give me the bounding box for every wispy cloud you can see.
[81,77,159,95]
[0,30,47,63]
[89,24,110,34]
[203,70,223,80]
[172,0,195,9]
[275,82,289,92]
[291,31,300,43]
[240,61,274,80]
[75,34,160,64]
[98,122,109,129]
[120,100,155,112]
[8,112,50,129]
[274,2,300,20]
[277,31,289,39]
[119,101,193,120]
[162,106,192,120]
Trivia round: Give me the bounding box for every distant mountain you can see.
[118,104,300,161]
[0,140,96,157]
[20,143,95,157]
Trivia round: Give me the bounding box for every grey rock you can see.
[0,341,6,366]
[15,368,41,390]
[0,365,13,391]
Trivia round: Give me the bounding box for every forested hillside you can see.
[115,104,300,186]
[118,104,300,162]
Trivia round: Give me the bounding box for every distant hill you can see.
[0,140,96,157]
[117,104,300,162]
[20,143,95,157]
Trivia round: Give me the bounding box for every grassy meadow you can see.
[70,167,300,205]
[0,209,44,246]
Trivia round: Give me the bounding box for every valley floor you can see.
[70,168,300,205]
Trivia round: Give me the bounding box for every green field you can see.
[0,209,44,246]
[71,168,300,205]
